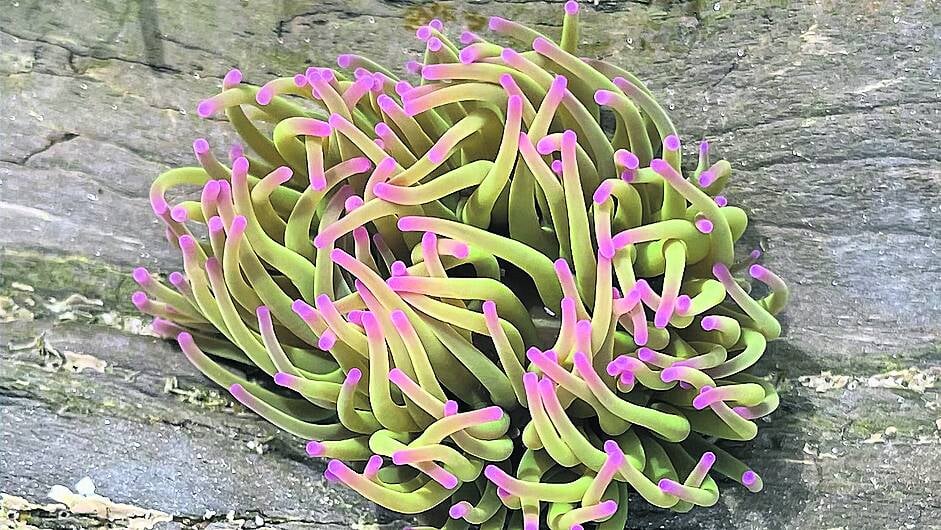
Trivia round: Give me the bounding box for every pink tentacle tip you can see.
[168,271,185,287]
[346,310,365,325]
[353,67,371,80]
[195,100,215,118]
[615,149,640,170]
[292,73,307,87]
[256,86,274,106]
[701,316,719,331]
[605,359,622,377]
[374,122,392,137]
[131,291,148,310]
[393,80,412,97]
[460,31,478,45]
[330,248,351,265]
[698,170,718,187]
[364,454,383,476]
[437,472,459,490]
[427,37,443,52]
[701,451,717,467]
[390,261,408,277]
[451,241,470,259]
[695,218,714,234]
[305,440,325,457]
[344,195,365,212]
[229,215,248,237]
[175,331,194,347]
[458,47,476,64]
[387,368,408,387]
[404,60,423,75]
[536,137,556,155]
[178,234,197,253]
[561,129,577,148]
[131,267,150,285]
[345,367,363,386]
[551,159,563,175]
[271,166,294,184]
[593,181,613,204]
[291,299,316,320]
[415,25,432,41]
[507,94,523,113]
[371,182,393,199]
[619,370,636,386]
[318,330,337,350]
[204,257,221,275]
[532,36,553,54]
[449,502,471,520]
[203,179,221,199]
[323,470,339,483]
[675,295,691,314]
[637,347,656,363]
[593,89,615,106]
[715,195,728,207]
[598,499,618,515]
[482,299,498,319]
[443,400,459,416]
[749,264,769,280]
[232,156,250,177]
[649,158,671,174]
[193,138,210,155]
[742,470,762,491]
[273,372,293,387]
[326,459,346,476]
[488,16,508,31]
[480,406,505,422]
[429,18,444,31]
[500,47,521,63]
[223,68,242,86]
[169,206,188,223]
[660,367,680,383]
[664,134,681,151]
[545,350,559,364]
[336,54,352,68]
[565,0,580,15]
[658,478,681,494]
[327,113,347,129]
[389,310,409,331]
[572,351,590,370]
[692,392,713,410]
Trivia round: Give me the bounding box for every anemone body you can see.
[134,3,789,528]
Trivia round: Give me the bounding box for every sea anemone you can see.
[133,2,789,528]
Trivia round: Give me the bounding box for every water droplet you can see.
[713,2,721,11]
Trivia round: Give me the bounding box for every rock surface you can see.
[1,1,939,529]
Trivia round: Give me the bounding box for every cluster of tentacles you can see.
[133,3,789,529]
